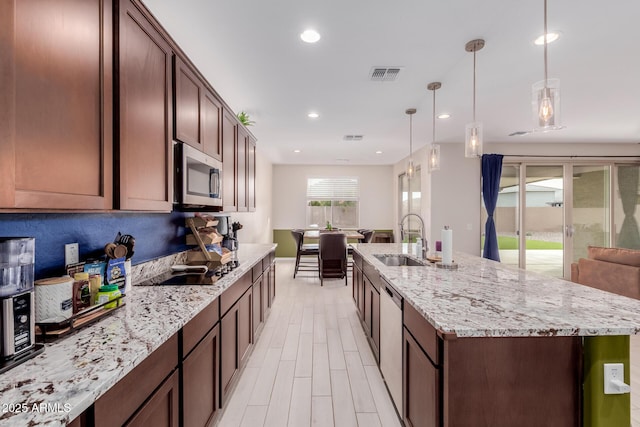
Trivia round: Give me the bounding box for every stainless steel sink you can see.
[373,254,426,266]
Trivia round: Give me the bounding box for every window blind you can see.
[307,177,359,200]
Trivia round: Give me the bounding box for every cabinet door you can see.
[403,329,439,427]
[126,370,179,427]
[252,276,263,338]
[1,0,113,209]
[183,325,219,427]
[357,269,365,321]
[117,0,173,211]
[238,288,253,367]
[221,304,238,403]
[247,137,256,211]
[269,261,276,306]
[263,265,271,316]
[173,55,201,149]
[202,90,222,160]
[236,127,248,212]
[364,275,372,335]
[222,110,237,211]
[371,286,380,359]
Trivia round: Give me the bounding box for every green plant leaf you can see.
[237,111,255,126]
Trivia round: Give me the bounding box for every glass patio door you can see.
[523,165,565,278]
[491,162,619,279]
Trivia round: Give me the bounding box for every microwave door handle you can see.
[210,168,220,198]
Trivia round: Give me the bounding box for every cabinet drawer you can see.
[353,251,363,270]
[403,302,439,366]
[182,299,219,357]
[95,333,178,427]
[252,262,263,283]
[362,260,380,292]
[220,271,251,316]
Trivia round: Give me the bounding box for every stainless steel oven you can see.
[174,142,223,211]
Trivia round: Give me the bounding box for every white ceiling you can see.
[142,0,640,165]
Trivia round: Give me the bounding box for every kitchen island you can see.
[0,243,276,426]
[352,243,640,427]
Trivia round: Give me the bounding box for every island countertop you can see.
[0,243,276,427]
[353,243,640,338]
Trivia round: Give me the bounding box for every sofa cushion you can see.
[577,258,640,300]
[587,246,640,267]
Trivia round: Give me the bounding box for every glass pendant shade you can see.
[465,122,483,158]
[532,78,561,130]
[428,144,440,171]
[407,159,415,179]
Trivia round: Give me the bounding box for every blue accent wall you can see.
[0,212,191,279]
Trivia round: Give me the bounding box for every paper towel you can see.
[441,226,453,265]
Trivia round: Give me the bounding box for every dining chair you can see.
[291,229,319,278]
[360,229,375,243]
[319,232,348,286]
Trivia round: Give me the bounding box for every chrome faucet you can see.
[400,213,428,259]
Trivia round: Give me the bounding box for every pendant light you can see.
[465,39,485,158]
[406,108,416,179]
[532,0,561,131]
[427,82,441,172]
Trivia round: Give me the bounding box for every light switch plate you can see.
[65,243,79,267]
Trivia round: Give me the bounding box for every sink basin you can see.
[373,254,427,266]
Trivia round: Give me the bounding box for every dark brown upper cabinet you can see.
[236,127,248,212]
[247,137,256,212]
[173,55,222,161]
[222,109,238,212]
[116,0,173,211]
[0,0,113,210]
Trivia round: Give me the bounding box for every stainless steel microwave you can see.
[174,142,223,211]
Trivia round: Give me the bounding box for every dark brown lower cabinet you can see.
[126,371,179,427]
[352,265,365,320]
[268,261,276,308]
[403,329,439,427]
[252,274,264,338]
[182,325,219,427]
[94,334,178,426]
[221,287,253,405]
[402,301,582,427]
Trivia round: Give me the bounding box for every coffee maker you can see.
[0,237,35,359]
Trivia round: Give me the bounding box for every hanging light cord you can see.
[543,0,548,89]
[409,113,413,156]
[432,88,436,143]
[472,49,477,123]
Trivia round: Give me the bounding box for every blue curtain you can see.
[482,154,503,261]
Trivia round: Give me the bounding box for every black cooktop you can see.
[140,261,240,286]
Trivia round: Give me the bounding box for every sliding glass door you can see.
[488,161,639,279]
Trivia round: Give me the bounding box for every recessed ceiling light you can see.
[307,112,319,118]
[375,151,383,154]
[437,113,451,119]
[293,149,301,153]
[300,29,321,43]
[534,32,560,45]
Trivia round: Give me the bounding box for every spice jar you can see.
[97,284,121,309]
[73,272,91,313]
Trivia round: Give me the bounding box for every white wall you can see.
[232,150,273,244]
[272,165,394,229]
[393,142,639,257]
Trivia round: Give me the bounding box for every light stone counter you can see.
[0,243,276,426]
[353,243,640,338]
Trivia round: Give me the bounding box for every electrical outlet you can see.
[604,363,630,394]
[65,243,79,267]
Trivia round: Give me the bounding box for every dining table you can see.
[303,230,364,240]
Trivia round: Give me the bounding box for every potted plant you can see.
[237,111,255,126]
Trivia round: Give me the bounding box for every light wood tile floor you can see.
[217,259,401,427]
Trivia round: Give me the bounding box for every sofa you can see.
[571,246,640,299]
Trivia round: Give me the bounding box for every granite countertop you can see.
[0,243,276,426]
[353,243,640,338]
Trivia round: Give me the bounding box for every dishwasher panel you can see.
[379,280,403,414]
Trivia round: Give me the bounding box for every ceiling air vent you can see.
[508,131,531,136]
[343,135,364,141]
[370,67,402,82]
